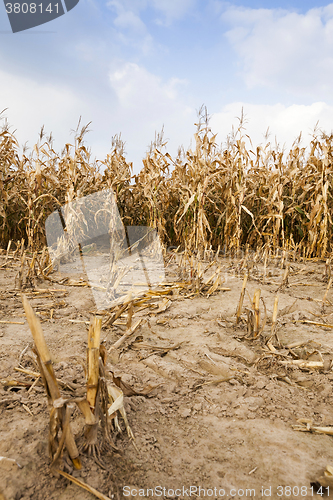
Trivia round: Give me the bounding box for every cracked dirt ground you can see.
[1,252,333,500]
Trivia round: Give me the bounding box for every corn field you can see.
[1,108,333,259]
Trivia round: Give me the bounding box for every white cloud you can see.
[108,0,196,20]
[108,61,194,166]
[210,101,333,151]
[113,10,147,33]
[106,0,153,54]
[0,69,83,150]
[109,62,187,110]
[151,0,197,25]
[107,0,196,32]
[222,4,333,97]
[107,0,147,15]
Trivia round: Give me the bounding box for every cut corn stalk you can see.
[21,294,81,469]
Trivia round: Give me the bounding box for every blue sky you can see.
[1,0,333,171]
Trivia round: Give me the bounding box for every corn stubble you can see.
[21,295,126,499]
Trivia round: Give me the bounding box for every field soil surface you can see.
[1,252,333,500]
